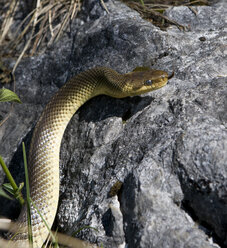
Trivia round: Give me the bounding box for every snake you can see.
[11,66,173,247]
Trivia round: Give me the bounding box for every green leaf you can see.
[0,186,14,200]
[3,182,24,200]
[2,183,15,195]
[0,88,22,103]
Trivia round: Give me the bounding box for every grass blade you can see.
[22,142,33,246]
[0,186,14,200]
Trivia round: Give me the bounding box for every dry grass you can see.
[0,0,210,72]
[122,0,209,29]
[0,0,82,127]
[0,0,81,72]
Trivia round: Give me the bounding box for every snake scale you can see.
[11,66,172,247]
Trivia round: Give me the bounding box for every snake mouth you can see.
[168,71,174,81]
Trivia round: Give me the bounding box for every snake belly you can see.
[12,66,169,247]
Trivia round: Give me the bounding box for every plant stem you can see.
[22,142,33,246]
[0,155,24,205]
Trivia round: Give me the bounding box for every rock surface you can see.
[0,0,226,247]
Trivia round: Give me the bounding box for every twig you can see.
[100,0,110,14]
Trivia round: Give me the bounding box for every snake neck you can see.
[91,67,127,98]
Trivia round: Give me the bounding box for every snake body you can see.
[13,66,170,247]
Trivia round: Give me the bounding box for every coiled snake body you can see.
[12,66,171,247]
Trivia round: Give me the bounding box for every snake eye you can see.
[145,80,153,86]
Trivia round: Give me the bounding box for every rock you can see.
[0,0,226,247]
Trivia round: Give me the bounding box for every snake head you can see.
[123,69,170,96]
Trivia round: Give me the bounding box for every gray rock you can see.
[0,0,226,247]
